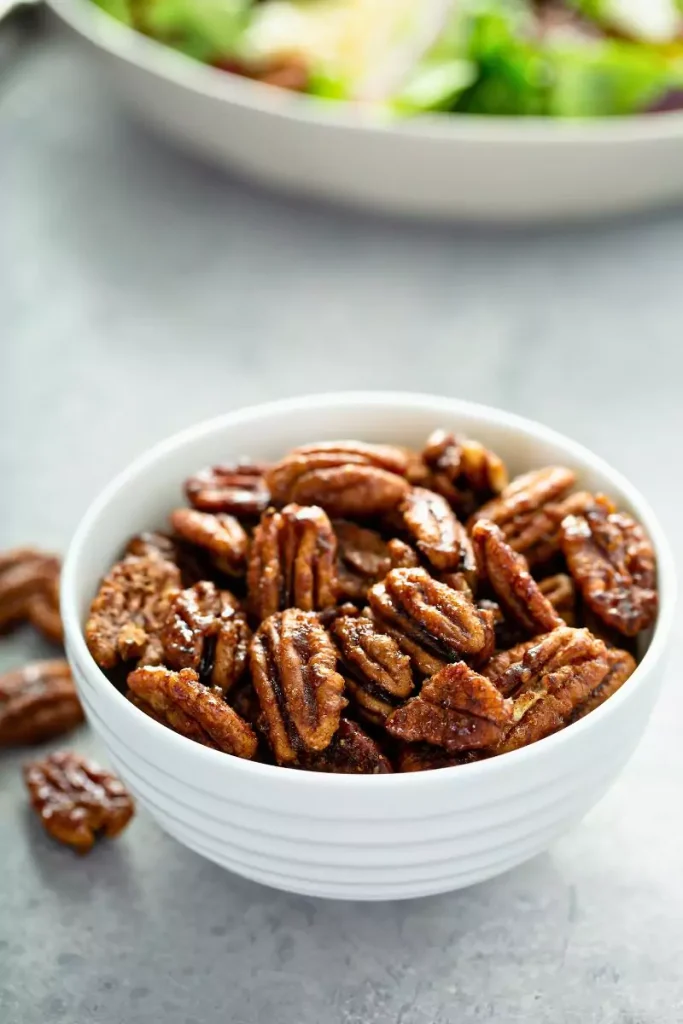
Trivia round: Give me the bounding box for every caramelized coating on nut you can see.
[569,646,636,722]
[27,571,63,645]
[0,660,83,746]
[266,441,410,517]
[85,555,181,669]
[334,521,393,602]
[185,463,271,517]
[331,615,414,723]
[248,504,338,621]
[399,487,477,580]
[386,662,512,752]
[422,430,508,517]
[249,609,346,765]
[127,666,258,758]
[560,501,658,637]
[472,521,563,636]
[170,509,249,577]
[397,745,482,773]
[24,751,134,853]
[0,549,61,633]
[305,719,392,774]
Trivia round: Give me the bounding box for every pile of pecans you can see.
[83,432,658,775]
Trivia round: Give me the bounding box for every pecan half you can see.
[127,666,258,758]
[471,467,590,565]
[331,614,414,723]
[537,573,576,626]
[24,751,134,853]
[124,532,208,587]
[0,549,61,633]
[0,660,83,745]
[368,568,493,675]
[422,430,508,517]
[185,463,271,517]
[85,555,181,669]
[160,581,250,693]
[247,504,338,621]
[386,662,512,752]
[472,521,562,636]
[170,509,249,577]
[397,745,483,773]
[27,572,63,645]
[334,521,392,602]
[305,719,392,774]
[399,487,477,580]
[569,646,636,722]
[266,441,410,517]
[560,502,657,637]
[249,609,346,765]
[387,538,420,569]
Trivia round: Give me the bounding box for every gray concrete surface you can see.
[1,28,683,1024]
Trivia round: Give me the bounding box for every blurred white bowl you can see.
[62,393,675,900]
[50,0,683,221]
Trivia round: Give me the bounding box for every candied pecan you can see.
[397,745,483,772]
[160,581,250,694]
[24,751,134,853]
[387,538,420,569]
[27,572,63,645]
[368,568,493,675]
[249,609,346,765]
[334,520,392,602]
[386,662,512,753]
[305,719,392,774]
[124,532,208,587]
[560,502,657,637]
[185,463,271,517]
[125,531,178,561]
[170,509,248,577]
[472,467,592,565]
[569,646,636,722]
[266,441,410,517]
[472,521,562,636]
[0,660,83,746]
[127,666,258,758]
[85,554,181,669]
[537,573,576,626]
[399,487,477,581]
[422,430,508,517]
[0,549,61,633]
[248,504,338,621]
[331,615,414,724]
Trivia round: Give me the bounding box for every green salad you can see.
[91,0,683,117]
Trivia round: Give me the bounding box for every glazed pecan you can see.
[472,521,562,636]
[386,662,512,752]
[368,568,493,676]
[387,538,420,569]
[185,463,271,517]
[0,660,83,745]
[399,487,477,581]
[127,666,258,758]
[247,504,338,621]
[249,609,346,765]
[397,745,482,772]
[160,581,250,694]
[24,751,134,853]
[170,509,249,577]
[560,501,657,637]
[422,430,508,517]
[85,554,181,669]
[125,531,210,587]
[305,719,392,774]
[569,646,636,722]
[125,531,178,562]
[27,571,63,645]
[331,614,414,724]
[266,441,410,517]
[334,520,392,602]
[472,467,592,565]
[537,573,577,626]
[0,548,61,633]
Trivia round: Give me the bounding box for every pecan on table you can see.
[160,581,250,694]
[0,660,83,746]
[421,430,508,518]
[85,554,181,669]
[24,751,134,854]
[331,614,414,724]
[305,719,392,774]
[170,509,249,577]
[265,441,411,518]
[249,608,346,765]
[185,463,271,517]
[397,745,483,773]
[569,646,637,722]
[368,568,494,676]
[471,466,591,565]
[537,573,577,626]
[399,487,477,582]
[127,666,258,757]
[27,571,63,645]
[247,504,338,621]
[386,662,512,753]
[560,500,657,637]
[0,548,61,633]
[334,521,393,602]
[472,521,562,636]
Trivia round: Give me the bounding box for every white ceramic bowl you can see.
[50,0,683,222]
[62,393,675,900]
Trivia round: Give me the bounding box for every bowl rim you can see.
[61,390,677,788]
[51,0,683,145]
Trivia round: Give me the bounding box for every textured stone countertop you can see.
[1,27,682,1024]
